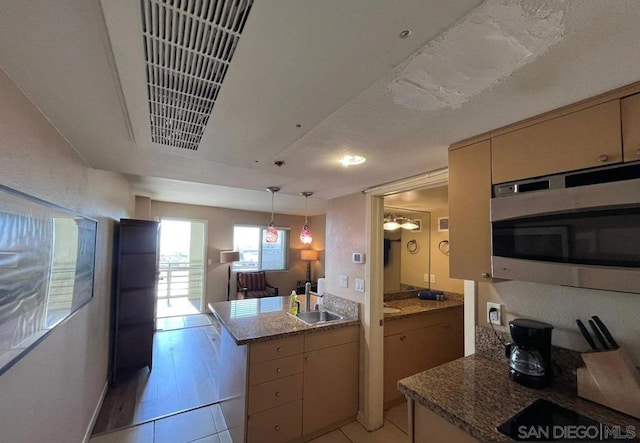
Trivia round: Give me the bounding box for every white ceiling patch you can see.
[390,0,566,111]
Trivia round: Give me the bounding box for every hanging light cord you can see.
[304,195,309,224]
[270,190,275,224]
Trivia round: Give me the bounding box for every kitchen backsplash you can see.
[322,293,359,319]
[476,325,583,392]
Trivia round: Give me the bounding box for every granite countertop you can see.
[383,292,464,321]
[398,354,640,442]
[210,295,359,346]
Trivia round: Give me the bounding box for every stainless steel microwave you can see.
[490,163,640,294]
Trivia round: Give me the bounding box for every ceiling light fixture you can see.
[299,192,313,245]
[340,155,366,167]
[266,187,280,243]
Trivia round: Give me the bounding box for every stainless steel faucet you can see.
[304,282,312,312]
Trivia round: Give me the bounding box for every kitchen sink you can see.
[294,310,345,325]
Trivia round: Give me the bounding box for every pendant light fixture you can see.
[299,191,313,245]
[266,186,280,243]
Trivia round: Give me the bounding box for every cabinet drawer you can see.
[384,309,453,336]
[250,335,304,363]
[248,373,303,414]
[249,354,303,386]
[247,400,302,443]
[304,325,359,352]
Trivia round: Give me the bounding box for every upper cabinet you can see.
[622,93,640,162]
[449,140,493,281]
[491,100,622,184]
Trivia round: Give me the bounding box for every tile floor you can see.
[90,403,408,443]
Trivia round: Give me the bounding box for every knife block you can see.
[577,347,640,419]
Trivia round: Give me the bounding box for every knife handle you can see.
[576,319,597,351]
[588,319,610,350]
[592,316,619,349]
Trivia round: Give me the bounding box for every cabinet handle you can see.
[275,425,280,431]
[276,367,281,373]
[305,356,310,361]
[481,272,491,278]
[275,391,280,397]
[277,347,282,352]
[636,149,640,157]
[598,154,609,162]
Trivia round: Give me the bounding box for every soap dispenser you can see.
[289,290,300,315]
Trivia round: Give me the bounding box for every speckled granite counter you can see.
[210,294,359,345]
[398,354,640,441]
[383,292,463,321]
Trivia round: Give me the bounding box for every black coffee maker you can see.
[505,319,553,388]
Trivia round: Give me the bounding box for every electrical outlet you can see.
[355,278,365,292]
[430,274,436,284]
[339,275,348,288]
[487,302,501,325]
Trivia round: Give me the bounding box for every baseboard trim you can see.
[83,381,108,443]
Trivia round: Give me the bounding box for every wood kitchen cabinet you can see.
[246,326,359,443]
[112,218,159,381]
[303,326,359,435]
[412,400,479,443]
[383,307,463,407]
[448,139,493,282]
[247,335,304,443]
[491,100,622,184]
[622,93,640,163]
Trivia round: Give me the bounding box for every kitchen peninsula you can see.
[209,295,360,443]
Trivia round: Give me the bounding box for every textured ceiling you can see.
[1,0,639,215]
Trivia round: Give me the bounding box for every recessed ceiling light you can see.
[340,155,366,167]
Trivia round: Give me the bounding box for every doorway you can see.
[156,218,207,318]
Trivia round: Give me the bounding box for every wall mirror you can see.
[383,207,431,293]
[383,185,463,296]
[0,185,97,375]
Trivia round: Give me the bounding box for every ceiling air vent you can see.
[141,0,254,150]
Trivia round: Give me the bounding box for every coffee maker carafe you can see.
[505,319,553,388]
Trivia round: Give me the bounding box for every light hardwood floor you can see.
[93,315,221,435]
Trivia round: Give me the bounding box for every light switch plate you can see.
[355,278,365,292]
[339,275,348,288]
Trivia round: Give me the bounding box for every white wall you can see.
[478,280,640,365]
[0,69,134,442]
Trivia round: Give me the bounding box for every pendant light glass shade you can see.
[266,187,280,243]
[299,192,313,245]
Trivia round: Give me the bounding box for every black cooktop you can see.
[497,399,638,441]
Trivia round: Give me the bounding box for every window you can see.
[233,225,289,271]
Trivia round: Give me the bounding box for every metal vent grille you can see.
[141,0,254,150]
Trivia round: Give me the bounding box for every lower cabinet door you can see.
[303,341,359,435]
[247,400,302,443]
